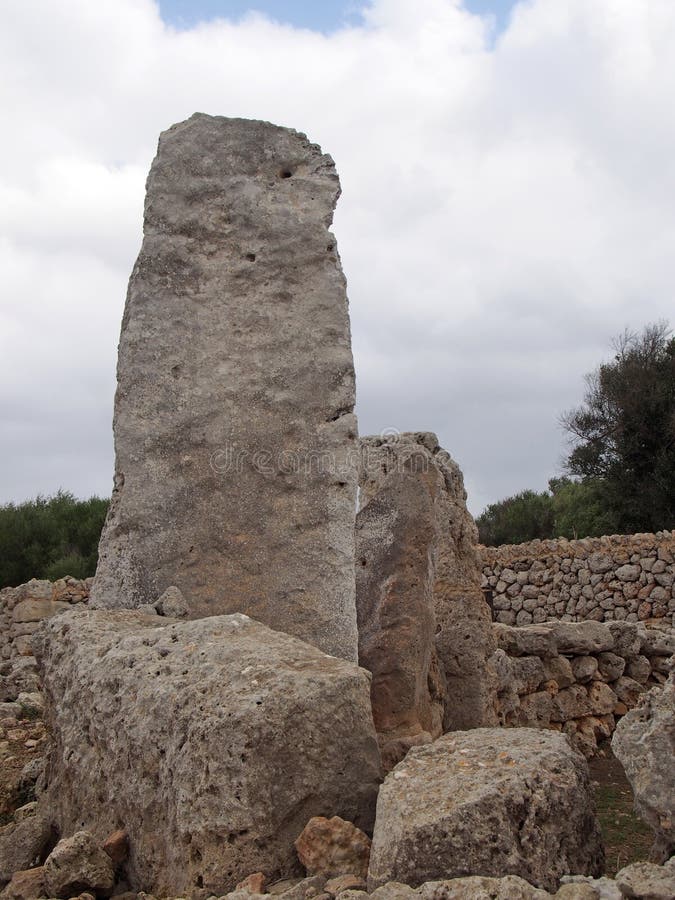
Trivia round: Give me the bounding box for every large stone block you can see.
[34,609,382,897]
[367,728,603,892]
[92,114,360,661]
[358,433,496,736]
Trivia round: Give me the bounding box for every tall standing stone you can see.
[358,433,497,734]
[92,114,359,661]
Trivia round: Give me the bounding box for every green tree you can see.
[0,491,109,588]
[548,477,618,539]
[560,322,675,533]
[476,489,555,546]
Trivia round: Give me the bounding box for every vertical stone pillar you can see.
[92,114,359,661]
[358,432,497,745]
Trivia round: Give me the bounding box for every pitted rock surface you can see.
[92,113,360,661]
[34,609,381,896]
[358,433,496,735]
[367,728,604,892]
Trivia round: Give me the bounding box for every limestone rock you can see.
[0,866,47,900]
[0,813,53,885]
[43,831,114,899]
[550,623,614,655]
[355,436,446,769]
[359,433,497,734]
[367,728,603,892]
[154,586,188,619]
[295,817,371,879]
[91,113,360,662]
[34,609,381,896]
[324,874,367,895]
[418,875,551,897]
[614,860,675,899]
[612,673,675,860]
[493,624,557,659]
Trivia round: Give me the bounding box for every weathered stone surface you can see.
[418,875,550,898]
[550,623,614,655]
[43,831,114,899]
[35,609,381,896]
[0,866,47,900]
[614,860,675,899]
[493,624,557,659]
[355,439,446,769]
[612,673,675,861]
[359,433,497,733]
[367,728,603,892]
[295,817,371,880]
[324,874,367,895]
[91,113,360,661]
[0,813,53,885]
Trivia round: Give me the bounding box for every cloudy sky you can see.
[1,0,673,515]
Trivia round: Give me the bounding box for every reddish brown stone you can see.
[295,816,371,879]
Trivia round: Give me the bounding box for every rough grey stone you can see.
[34,608,381,896]
[612,673,675,861]
[551,622,614,654]
[0,813,54,885]
[43,831,114,899]
[367,728,603,892]
[614,860,675,899]
[91,113,360,662]
[355,436,447,770]
[492,624,557,659]
[359,433,497,733]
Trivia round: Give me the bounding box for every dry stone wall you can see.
[0,578,91,663]
[494,619,675,757]
[481,531,675,627]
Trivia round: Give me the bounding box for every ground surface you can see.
[589,748,653,876]
[0,712,44,824]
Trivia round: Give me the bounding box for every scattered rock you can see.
[295,817,371,880]
[235,871,266,893]
[102,828,129,866]
[0,865,46,900]
[614,860,675,899]
[43,831,114,898]
[324,874,367,896]
[154,586,188,619]
[367,728,603,892]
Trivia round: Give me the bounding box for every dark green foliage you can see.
[477,489,555,546]
[0,491,109,589]
[561,322,675,533]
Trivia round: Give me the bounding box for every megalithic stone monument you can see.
[92,114,360,661]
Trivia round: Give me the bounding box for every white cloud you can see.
[1,0,673,513]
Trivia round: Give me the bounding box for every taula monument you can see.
[9,113,674,900]
[92,113,360,661]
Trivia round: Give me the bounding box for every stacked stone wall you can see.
[481,531,675,627]
[0,578,91,662]
[494,619,674,757]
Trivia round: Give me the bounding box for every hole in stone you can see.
[245,253,256,262]
[435,624,442,634]
[280,169,293,178]
[326,243,334,252]
[171,365,181,378]
[196,876,204,888]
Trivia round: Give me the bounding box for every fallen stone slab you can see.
[612,673,675,861]
[92,113,360,662]
[367,728,603,892]
[34,609,381,896]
